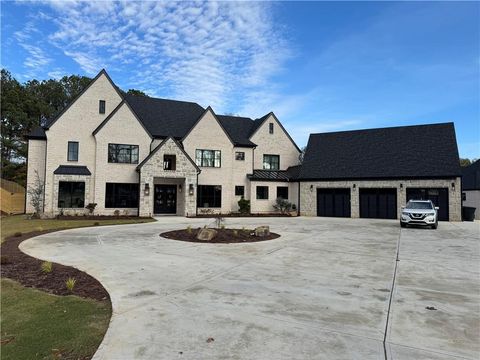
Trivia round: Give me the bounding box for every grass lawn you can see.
[1,279,111,360]
[1,214,155,242]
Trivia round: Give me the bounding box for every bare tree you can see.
[27,170,43,217]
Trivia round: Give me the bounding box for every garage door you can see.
[317,188,351,217]
[360,188,397,219]
[406,188,449,221]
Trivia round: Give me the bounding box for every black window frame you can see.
[58,181,85,208]
[163,154,176,170]
[235,185,245,196]
[108,143,139,164]
[269,123,274,134]
[105,183,139,208]
[256,186,269,200]
[263,154,280,170]
[197,185,222,208]
[235,151,245,161]
[277,186,289,200]
[99,100,106,114]
[195,149,221,168]
[67,141,79,162]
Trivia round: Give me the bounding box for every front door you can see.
[154,185,177,214]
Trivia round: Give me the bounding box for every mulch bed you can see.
[189,213,294,218]
[55,215,151,220]
[1,230,109,302]
[160,228,280,243]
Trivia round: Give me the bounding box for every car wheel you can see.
[400,222,406,228]
[432,222,438,230]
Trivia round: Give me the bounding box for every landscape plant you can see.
[85,203,97,215]
[65,277,76,292]
[273,197,293,214]
[27,170,43,217]
[41,261,53,273]
[237,196,250,214]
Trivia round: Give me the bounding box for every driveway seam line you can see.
[383,227,402,360]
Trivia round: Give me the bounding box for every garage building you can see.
[297,123,462,221]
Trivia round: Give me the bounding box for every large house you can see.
[26,69,462,221]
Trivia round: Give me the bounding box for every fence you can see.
[0,179,25,215]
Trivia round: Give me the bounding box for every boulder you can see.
[196,228,217,241]
[255,226,270,237]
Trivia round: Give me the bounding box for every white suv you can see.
[400,200,439,229]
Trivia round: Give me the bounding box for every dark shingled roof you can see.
[124,94,205,139]
[26,126,47,140]
[53,165,91,176]
[248,165,302,182]
[299,123,461,180]
[217,115,257,147]
[462,160,480,190]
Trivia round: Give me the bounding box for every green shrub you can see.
[85,203,97,215]
[237,196,250,214]
[41,261,53,273]
[220,224,225,230]
[14,232,22,237]
[233,230,238,237]
[113,209,120,217]
[273,197,293,214]
[186,225,192,234]
[65,277,76,292]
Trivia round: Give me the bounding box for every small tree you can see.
[238,196,250,214]
[85,203,97,215]
[27,170,44,217]
[273,197,292,214]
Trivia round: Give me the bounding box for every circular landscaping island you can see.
[160,227,280,243]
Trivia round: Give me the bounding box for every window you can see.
[235,151,245,161]
[269,123,274,134]
[263,154,279,170]
[197,185,222,208]
[256,186,269,200]
[235,186,245,196]
[108,144,139,164]
[277,186,289,200]
[67,141,79,161]
[163,155,176,170]
[58,182,85,208]
[195,149,221,167]
[99,100,106,114]
[105,183,139,208]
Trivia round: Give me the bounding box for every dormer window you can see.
[99,100,106,114]
[163,155,176,170]
[269,123,274,134]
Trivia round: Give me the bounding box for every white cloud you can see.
[18,0,291,112]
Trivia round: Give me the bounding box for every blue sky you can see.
[2,1,479,158]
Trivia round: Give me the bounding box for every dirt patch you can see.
[160,228,280,243]
[1,230,109,302]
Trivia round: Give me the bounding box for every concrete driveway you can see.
[21,217,479,360]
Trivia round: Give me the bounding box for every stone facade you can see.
[249,181,299,213]
[25,139,46,213]
[300,178,462,221]
[138,138,198,217]
[52,174,92,216]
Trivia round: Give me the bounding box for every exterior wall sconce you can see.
[179,184,183,193]
[144,183,150,196]
[189,184,194,195]
[451,182,455,190]
[353,184,356,190]
[400,183,403,190]
[310,185,313,192]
